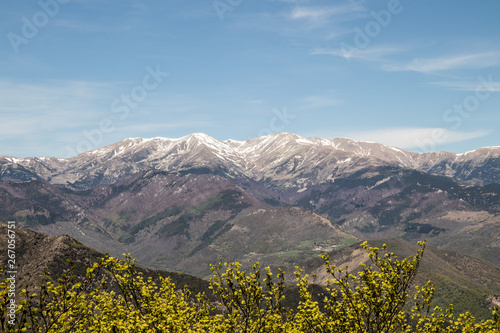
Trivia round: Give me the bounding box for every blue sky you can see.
[1,0,499,157]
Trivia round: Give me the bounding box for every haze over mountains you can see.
[0,132,499,278]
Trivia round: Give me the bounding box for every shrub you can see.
[1,241,498,332]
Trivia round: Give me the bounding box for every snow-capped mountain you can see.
[1,132,499,277]
[1,132,499,189]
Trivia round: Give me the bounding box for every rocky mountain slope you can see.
[0,222,211,296]
[302,238,500,319]
[0,133,499,275]
[0,171,356,277]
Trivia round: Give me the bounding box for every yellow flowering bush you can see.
[1,241,498,332]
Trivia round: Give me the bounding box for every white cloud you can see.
[289,6,353,20]
[341,127,492,150]
[287,3,365,27]
[384,52,500,73]
[231,2,365,39]
[311,45,410,60]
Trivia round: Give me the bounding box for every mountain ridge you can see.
[4,132,499,164]
[1,132,499,190]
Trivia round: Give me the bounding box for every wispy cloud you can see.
[311,44,411,60]
[231,2,365,39]
[0,80,117,136]
[286,3,366,28]
[341,127,492,150]
[0,80,120,157]
[384,52,500,73]
[288,4,362,21]
[0,78,223,156]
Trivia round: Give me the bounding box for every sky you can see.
[1,0,500,158]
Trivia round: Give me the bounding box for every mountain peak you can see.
[257,132,319,147]
[182,132,216,141]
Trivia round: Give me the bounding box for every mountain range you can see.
[2,133,499,189]
[0,132,499,278]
